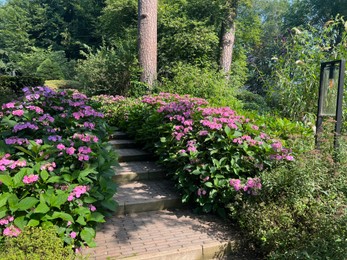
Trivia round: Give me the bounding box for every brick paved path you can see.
[82,132,259,260]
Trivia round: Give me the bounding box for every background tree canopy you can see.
[0,0,347,117]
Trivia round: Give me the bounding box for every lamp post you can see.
[315,60,345,157]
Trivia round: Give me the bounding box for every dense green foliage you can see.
[0,87,118,249]
[95,93,346,259]
[0,227,74,260]
[94,93,309,216]
[265,16,347,120]
[236,149,347,259]
[0,76,44,103]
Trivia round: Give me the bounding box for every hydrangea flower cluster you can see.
[230,178,262,195]
[23,174,39,184]
[0,154,27,171]
[0,216,20,237]
[93,92,297,216]
[0,86,117,248]
[3,225,21,237]
[68,185,89,201]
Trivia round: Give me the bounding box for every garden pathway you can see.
[82,132,259,260]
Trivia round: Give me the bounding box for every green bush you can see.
[18,47,76,80]
[0,87,118,249]
[0,227,74,260]
[157,62,242,108]
[95,93,296,217]
[266,16,347,120]
[36,58,64,80]
[76,39,140,96]
[0,76,44,103]
[234,150,347,259]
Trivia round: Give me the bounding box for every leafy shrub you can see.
[0,226,74,260]
[0,87,117,250]
[44,80,83,91]
[18,47,75,80]
[76,40,140,96]
[266,16,347,120]
[0,75,44,94]
[158,62,242,108]
[95,93,295,217]
[36,58,64,80]
[234,150,347,259]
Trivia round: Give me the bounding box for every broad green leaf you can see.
[46,176,62,183]
[14,216,27,230]
[202,203,212,213]
[41,221,54,229]
[0,175,13,187]
[62,174,73,182]
[76,215,86,225]
[83,196,97,203]
[8,194,19,211]
[74,207,90,216]
[50,194,69,208]
[88,212,105,223]
[40,170,49,181]
[233,131,242,137]
[0,192,11,208]
[51,211,74,222]
[35,202,50,214]
[27,219,40,227]
[224,126,232,138]
[0,209,7,219]
[14,146,34,158]
[204,182,213,188]
[81,227,95,244]
[17,197,39,211]
[100,200,117,211]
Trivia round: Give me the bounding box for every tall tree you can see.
[138,0,157,88]
[0,0,33,74]
[219,0,239,77]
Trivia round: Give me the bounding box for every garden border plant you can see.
[0,86,118,252]
[94,92,346,259]
[94,92,297,216]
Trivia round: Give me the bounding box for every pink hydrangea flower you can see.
[230,179,242,191]
[89,204,96,211]
[3,225,21,237]
[57,143,66,150]
[12,110,24,116]
[23,174,39,184]
[66,147,76,155]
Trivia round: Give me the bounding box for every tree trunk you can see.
[138,0,157,89]
[219,1,238,79]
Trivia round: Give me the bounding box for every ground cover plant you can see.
[0,86,117,252]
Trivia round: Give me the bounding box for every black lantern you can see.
[315,60,345,153]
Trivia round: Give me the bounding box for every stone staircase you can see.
[83,132,258,260]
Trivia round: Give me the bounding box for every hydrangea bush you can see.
[0,87,117,250]
[95,92,295,216]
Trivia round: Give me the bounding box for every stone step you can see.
[82,209,257,260]
[113,161,166,183]
[110,131,129,140]
[115,180,182,215]
[109,139,137,149]
[116,148,153,162]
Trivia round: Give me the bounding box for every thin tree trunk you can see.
[138,0,157,89]
[219,1,238,79]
